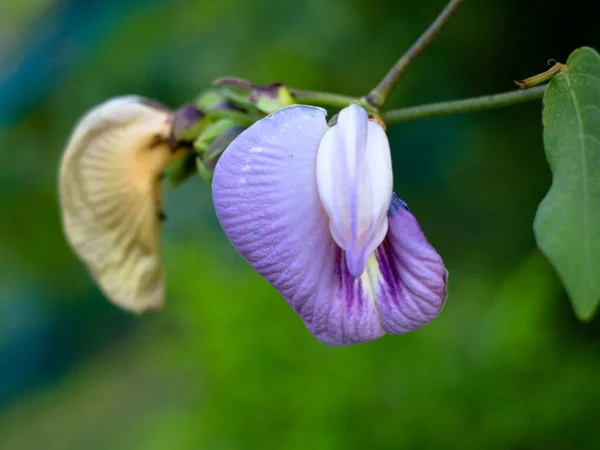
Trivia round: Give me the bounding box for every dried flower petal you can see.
[59,96,174,313]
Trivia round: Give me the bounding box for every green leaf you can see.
[534,46,600,320]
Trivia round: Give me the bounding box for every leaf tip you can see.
[572,299,600,323]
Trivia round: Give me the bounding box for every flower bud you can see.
[169,104,204,145]
[213,77,295,114]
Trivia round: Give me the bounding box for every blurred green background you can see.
[1,0,600,449]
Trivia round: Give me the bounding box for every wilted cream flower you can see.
[59,96,177,313]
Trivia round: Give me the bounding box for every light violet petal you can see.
[316,104,393,278]
[372,195,447,333]
[212,105,385,345]
[212,106,444,345]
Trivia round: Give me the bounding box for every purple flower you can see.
[212,104,447,346]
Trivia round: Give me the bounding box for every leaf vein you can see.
[571,72,600,84]
[581,104,600,116]
[564,71,590,284]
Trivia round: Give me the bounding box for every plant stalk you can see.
[381,85,546,124]
[364,0,465,110]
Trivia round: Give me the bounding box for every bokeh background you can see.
[1,0,600,449]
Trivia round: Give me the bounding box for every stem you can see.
[381,85,546,124]
[290,89,369,110]
[365,0,464,110]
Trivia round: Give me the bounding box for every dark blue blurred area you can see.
[1,1,600,449]
[0,289,53,401]
[0,0,168,124]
